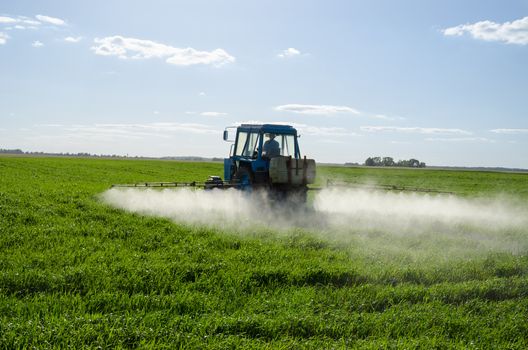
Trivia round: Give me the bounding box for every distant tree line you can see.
[0,149,224,162]
[0,149,127,158]
[364,156,426,168]
[0,149,24,154]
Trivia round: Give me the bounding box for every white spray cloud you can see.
[313,188,526,231]
[102,188,269,229]
[102,187,528,259]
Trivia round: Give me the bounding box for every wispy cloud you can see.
[92,123,219,135]
[35,14,66,26]
[0,14,66,31]
[236,120,359,137]
[34,124,64,127]
[0,32,8,45]
[360,126,472,135]
[277,47,301,58]
[443,16,528,45]
[0,16,18,24]
[200,112,228,117]
[92,36,235,67]
[274,104,360,115]
[425,137,494,143]
[31,40,44,48]
[299,125,359,137]
[320,139,346,144]
[371,114,406,121]
[64,36,82,43]
[36,122,220,140]
[490,128,528,134]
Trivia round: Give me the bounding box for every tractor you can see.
[113,123,316,202]
[221,124,316,201]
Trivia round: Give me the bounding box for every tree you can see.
[364,156,426,168]
[382,157,395,166]
[372,157,382,166]
[409,159,420,167]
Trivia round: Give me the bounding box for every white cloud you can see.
[92,36,235,67]
[443,16,528,45]
[34,124,64,127]
[38,122,219,140]
[319,139,345,144]
[35,14,66,26]
[200,112,228,117]
[235,120,358,137]
[0,32,9,45]
[64,36,82,43]
[0,15,66,39]
[371,114,406,121]
[199,92,206,96]
[490,128,528,134]
[0,16,18,24]
[360,126,472,135]
[32,40,44,48]
[21,19,41,26]
[277,47,301,58]
[425,137,494,143]
[0,16,41,27]
[100,122,219,135]
[274,104,360,115]
[299,125,359,137]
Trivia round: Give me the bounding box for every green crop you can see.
[1,156,528,348]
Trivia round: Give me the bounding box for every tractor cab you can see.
[223,124,302,185]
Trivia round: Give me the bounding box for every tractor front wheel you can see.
[233,167,253,188]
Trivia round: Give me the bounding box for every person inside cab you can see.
[262,133,280,159]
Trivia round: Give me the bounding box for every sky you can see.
[1,0,527,168]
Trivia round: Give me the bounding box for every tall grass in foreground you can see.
[1,157,528,348]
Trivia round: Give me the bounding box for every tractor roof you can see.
[238,124,297,134]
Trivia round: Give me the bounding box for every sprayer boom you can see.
[111,176,236,190]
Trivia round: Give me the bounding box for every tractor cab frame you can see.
[223,124,301,186]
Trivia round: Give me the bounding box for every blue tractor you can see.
[220,124,316,200]
[112,123,316,202]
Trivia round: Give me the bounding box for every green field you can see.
[1,156,528,348]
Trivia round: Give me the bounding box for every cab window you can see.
[235,131,260,157]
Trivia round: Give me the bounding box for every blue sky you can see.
[1,1,527,168]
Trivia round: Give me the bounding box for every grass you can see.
[1,156,528,348]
